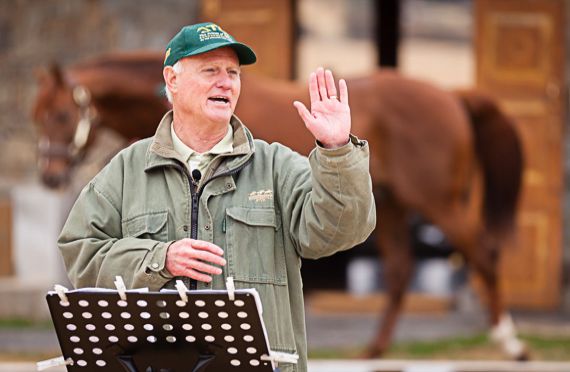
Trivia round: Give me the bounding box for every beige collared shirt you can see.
[171,124,233,175]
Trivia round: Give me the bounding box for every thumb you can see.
[293,101,314,127]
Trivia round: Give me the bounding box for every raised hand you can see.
[293,67,351,149]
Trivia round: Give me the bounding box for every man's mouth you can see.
[208,96,230,105]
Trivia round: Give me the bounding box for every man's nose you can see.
[216,72,233,89]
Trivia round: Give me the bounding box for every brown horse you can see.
[32,52,527,359]
[32,52,171,188]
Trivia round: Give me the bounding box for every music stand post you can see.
[42,280,297,372]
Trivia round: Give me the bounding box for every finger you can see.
[190,239,224,256]
[308,72,319,106]
[191,249,227,266]
[185,268,213,283]
[316,67,328,101]
[293,101,315,127]
[339,78,348,104]
[187,259,223,275]
[325,69,337,99]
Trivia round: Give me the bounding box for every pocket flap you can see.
[123,211,168,237]
[226,207,277,228]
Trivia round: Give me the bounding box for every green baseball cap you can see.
[164,22,257,66]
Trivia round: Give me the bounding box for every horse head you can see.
[32,63,98,189]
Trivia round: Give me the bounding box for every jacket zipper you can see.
[173,157,252,290]
[189,176,199,289]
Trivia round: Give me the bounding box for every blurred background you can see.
[0,0,569,369]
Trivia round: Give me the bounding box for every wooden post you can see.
[0,195,13,276]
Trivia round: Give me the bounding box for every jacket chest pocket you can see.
[225,207,286,285]
[122,211,169,242]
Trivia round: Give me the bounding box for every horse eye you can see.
[55,112,70,123]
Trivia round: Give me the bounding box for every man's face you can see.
[170,47,241,125]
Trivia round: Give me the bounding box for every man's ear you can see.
[163,66,177,95]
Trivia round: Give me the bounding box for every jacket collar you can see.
[145,110,254,172]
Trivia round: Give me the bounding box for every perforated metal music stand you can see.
[45,286,290,372]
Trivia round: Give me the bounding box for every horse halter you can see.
[69,85,98,158]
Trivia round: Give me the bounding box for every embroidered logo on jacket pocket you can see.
[248,189,273,203]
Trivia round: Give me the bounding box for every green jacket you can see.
[58,111,376,371]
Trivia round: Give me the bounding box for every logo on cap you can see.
[164,48,171,64]
[196,24,232,42]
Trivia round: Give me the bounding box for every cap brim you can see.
[181,41,257,65]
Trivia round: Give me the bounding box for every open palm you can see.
[293,67,351,149]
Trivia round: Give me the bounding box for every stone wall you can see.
[0,0,199,188]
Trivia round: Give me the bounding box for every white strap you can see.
[260,351,299,365]
[175,280,189,303]
[226,276,235,301]
[37,356,73,371]
[114,276,127,301]
[54,284,69,305]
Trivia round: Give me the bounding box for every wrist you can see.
[317,137,350,149]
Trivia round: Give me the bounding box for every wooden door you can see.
[200,0,296,79]
[475,0,566,309]
[0,196,13,277]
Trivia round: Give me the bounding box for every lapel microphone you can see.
[191,169,202,182]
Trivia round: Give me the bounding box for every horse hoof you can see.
[515,349,531,362]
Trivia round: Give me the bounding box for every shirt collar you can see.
[171,123,234,161]
[147,111,254,173]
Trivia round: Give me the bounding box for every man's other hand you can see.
[166,239,226,282]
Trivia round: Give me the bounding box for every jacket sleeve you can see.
[282,135,376,259]
[58,179,173,291]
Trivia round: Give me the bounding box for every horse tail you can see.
[456,90,524,238]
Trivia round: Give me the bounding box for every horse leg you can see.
[462,234,529,360]
[363,190,414,358]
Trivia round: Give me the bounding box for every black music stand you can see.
[44,282,296,372]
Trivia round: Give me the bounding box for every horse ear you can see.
[48,63,65,86]
[35,63,64,87]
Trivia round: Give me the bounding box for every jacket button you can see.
[183,225,189,232]
[204,224,211,230]
[151,263,159,269]
[226,183,232,189]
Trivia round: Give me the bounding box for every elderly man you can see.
[58,22,375,371]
